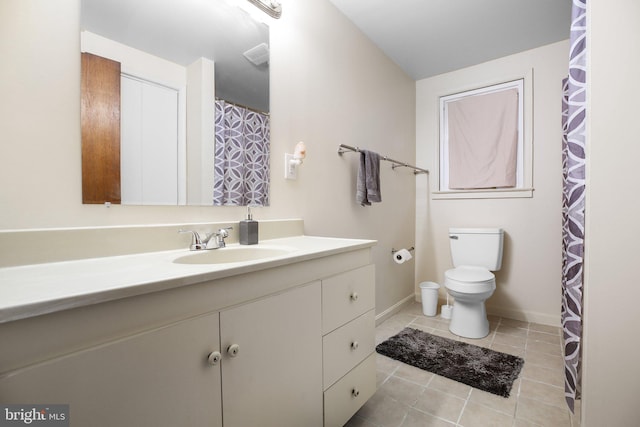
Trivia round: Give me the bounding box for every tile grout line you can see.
[454,387,474,427]
[370,305,572,427]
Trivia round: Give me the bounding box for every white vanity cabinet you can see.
[321,265,377,427]
[0,238,375,427]
[0,284,323,427]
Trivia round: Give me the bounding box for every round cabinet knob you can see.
[227,344,240,357]
[207,351,222,366]
[350,292,359,302]
[351,388,360,398]
[350,341,359,351]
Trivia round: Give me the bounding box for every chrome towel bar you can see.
[337,144,428,175]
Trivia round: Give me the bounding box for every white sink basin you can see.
[173,246,295,265]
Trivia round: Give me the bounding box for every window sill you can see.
[432,187,534,200]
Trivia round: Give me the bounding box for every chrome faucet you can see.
[179,227,233,251]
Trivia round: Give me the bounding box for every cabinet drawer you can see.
[323,309,375,389]
[323,353,376,427]
[322,265,375,334]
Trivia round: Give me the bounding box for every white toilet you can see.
[444,228,504,339]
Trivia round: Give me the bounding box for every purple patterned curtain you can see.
[561,0,586,413]
[213,100,270,206]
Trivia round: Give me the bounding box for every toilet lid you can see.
[445,266,494,283]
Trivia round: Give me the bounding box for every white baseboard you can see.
[487,306,560,327]
[375,294,415,326]
[414,293,561,327]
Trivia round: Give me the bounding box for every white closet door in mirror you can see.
[121,75,179,205]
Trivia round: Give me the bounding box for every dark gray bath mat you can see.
[376,327,524,397]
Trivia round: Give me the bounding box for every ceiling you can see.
[327,0,572,80]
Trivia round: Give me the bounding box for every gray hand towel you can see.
[356,150,381,206]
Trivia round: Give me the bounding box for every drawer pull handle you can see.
[351,388,360,398]
[207,351,222,366]
[350,292,359,302]
[227,344,240,357]
[350,341,359,351]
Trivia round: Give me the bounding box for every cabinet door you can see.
[0,313,222,427]
[220,281,323,427]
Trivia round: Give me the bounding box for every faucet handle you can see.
[213,227,233,248]
[179,229,206,251]
[217,226,233,238]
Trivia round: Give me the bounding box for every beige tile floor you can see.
[345,302,581,427]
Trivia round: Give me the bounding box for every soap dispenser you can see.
[239,207,259,245]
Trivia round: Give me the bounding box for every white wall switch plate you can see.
[284,153,297,180]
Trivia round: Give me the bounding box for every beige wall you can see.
[582,0,640,425]
[0,0,416,317]
[415,41,569,326]
[270,1,418,317]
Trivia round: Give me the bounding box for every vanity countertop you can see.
[0,235,376,324]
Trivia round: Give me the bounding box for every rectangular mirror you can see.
[80,0,270,206]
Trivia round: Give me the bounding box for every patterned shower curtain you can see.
[561,0,586,413]
[213,100,270,206]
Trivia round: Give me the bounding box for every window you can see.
[437,78,532,199]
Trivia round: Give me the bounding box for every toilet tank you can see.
[449,228,504,271]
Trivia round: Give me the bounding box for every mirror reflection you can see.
[80,0,270,206]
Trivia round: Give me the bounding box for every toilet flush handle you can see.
[449,235,458,240]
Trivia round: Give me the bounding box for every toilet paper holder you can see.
[391,247,415,264]
[391,247,414,255]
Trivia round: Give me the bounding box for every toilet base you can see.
[449,299,490,339]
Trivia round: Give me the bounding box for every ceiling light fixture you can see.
[246,0,282,19]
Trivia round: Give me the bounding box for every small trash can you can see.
[419,281,440,316]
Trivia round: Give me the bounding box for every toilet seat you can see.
[444,266,495,294]
[445,266,494,283]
